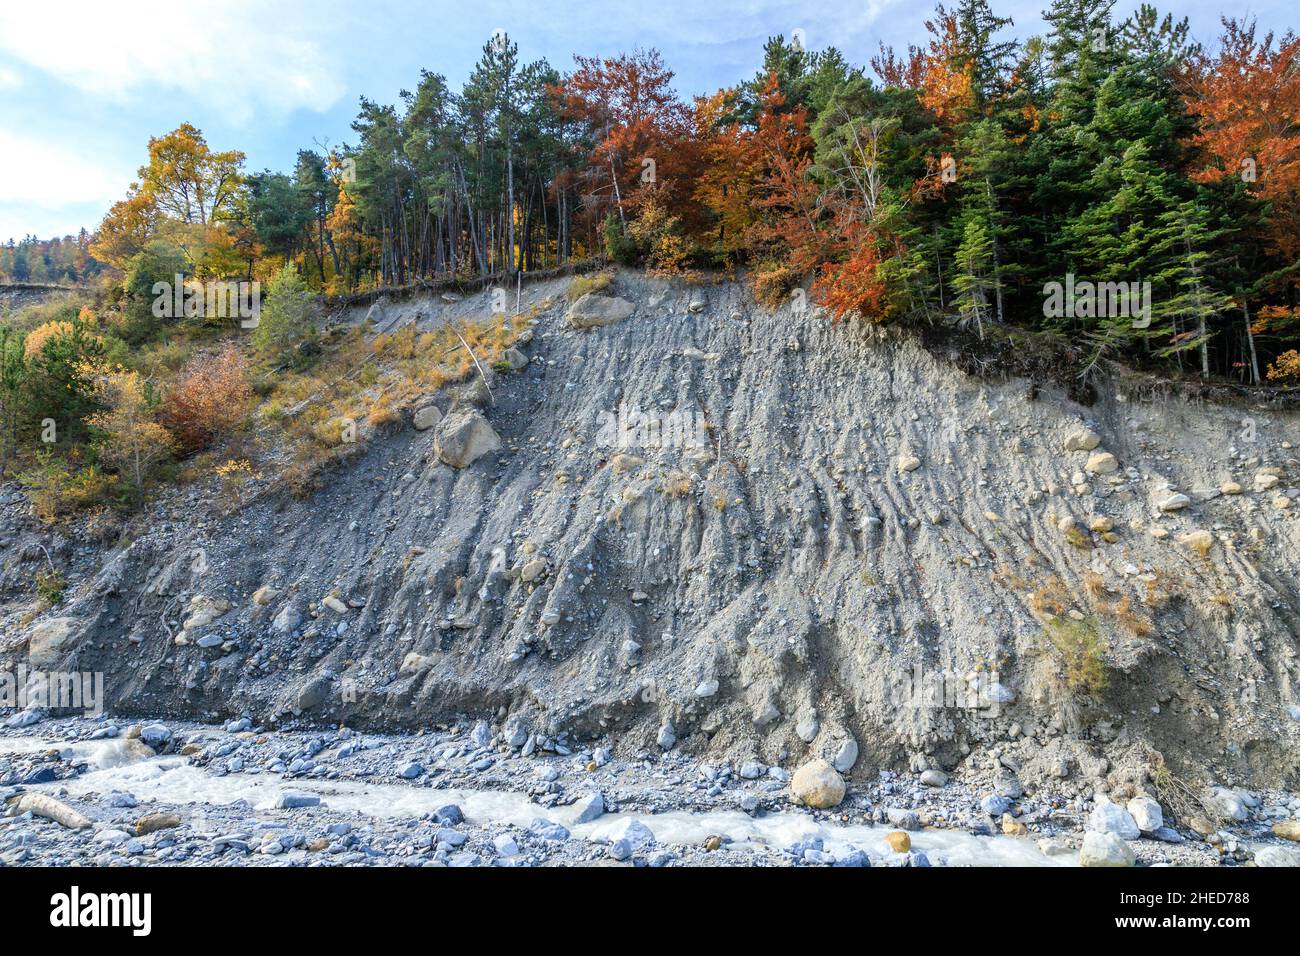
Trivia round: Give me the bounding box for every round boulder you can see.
[791,758,846,809]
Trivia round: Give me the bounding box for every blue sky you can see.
[0,0,1289,244]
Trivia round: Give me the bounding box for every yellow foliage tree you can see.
[79,363,176,491]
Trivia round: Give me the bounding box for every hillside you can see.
[2,269,1297,808]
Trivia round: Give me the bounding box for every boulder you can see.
[1064,428,1101,452]
[567,293,635,329]
[435,409,503,469]
[1089,799,1141,839]
[412,404,443,431]
[1272,820,1300,842]
[296,677,332,711]
[26,617,77,666]
[1156,492,1191,512]
[830,738,859,773]
[1079,831,1136,867]
[183,595,230,631]
[135,812,181,835]
[400,652,434,673]
[271,604,302,635]
[1126,796,1164,834]
[791,758,846,809]
[1205,786,1248,823]
[1255,846,1299,867]
[251,585,279,606]
[885,831,911,853]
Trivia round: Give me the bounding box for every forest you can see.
[69,0,1300,386]
[1,0,1299,520]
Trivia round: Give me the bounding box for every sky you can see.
[0,0,1290,245]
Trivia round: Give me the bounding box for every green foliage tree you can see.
[252,265,316,367]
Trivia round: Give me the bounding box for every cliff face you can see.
[3,269,1298,792]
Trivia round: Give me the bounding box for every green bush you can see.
[252,265,317,368]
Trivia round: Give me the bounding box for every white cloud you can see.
[0,65,20,90]
[0,128,135,241]
[0,0,346,122]
[0,129,131,206]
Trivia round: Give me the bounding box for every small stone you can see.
[897,455,922,473]
[1157,493,1191,512]
[884,831,911,853]
[1272,820,1300,842]
[920,769,948,788]
[1085,451,1118,474]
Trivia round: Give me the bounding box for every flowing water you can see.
[2,735,1075,866]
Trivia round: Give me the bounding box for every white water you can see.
[2,735,1073,866]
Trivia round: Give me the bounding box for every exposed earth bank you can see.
[2,269,1299,843]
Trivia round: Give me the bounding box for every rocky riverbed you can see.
[3,711,1298,867]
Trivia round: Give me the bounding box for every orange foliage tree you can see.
[1184,19,1300,261]
[162,345,252,453]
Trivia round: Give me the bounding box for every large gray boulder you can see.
[26,617,78,666]
[435,408,503,469]
[567,293,635,330]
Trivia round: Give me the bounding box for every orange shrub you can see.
[163,345,253,453]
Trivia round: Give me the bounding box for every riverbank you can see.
[3,712,1297,867]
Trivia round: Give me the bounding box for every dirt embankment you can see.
[2,269,1298,795]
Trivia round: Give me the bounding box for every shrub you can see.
[750,261,802,308]
[162,345,252,453]
[602,212,639,265]
[1043,616,1108,696]
[18,451,116,523]
[253,265,317,367]
[35,568,66,607]
[1266,350,1300,383]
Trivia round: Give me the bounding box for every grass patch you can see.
[567,271,613,301]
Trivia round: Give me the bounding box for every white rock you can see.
[1126,796,1164,833]
[1079,830,1136,867]
[1088,799,1141,839]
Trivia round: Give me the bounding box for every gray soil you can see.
[2,268,1299,818]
